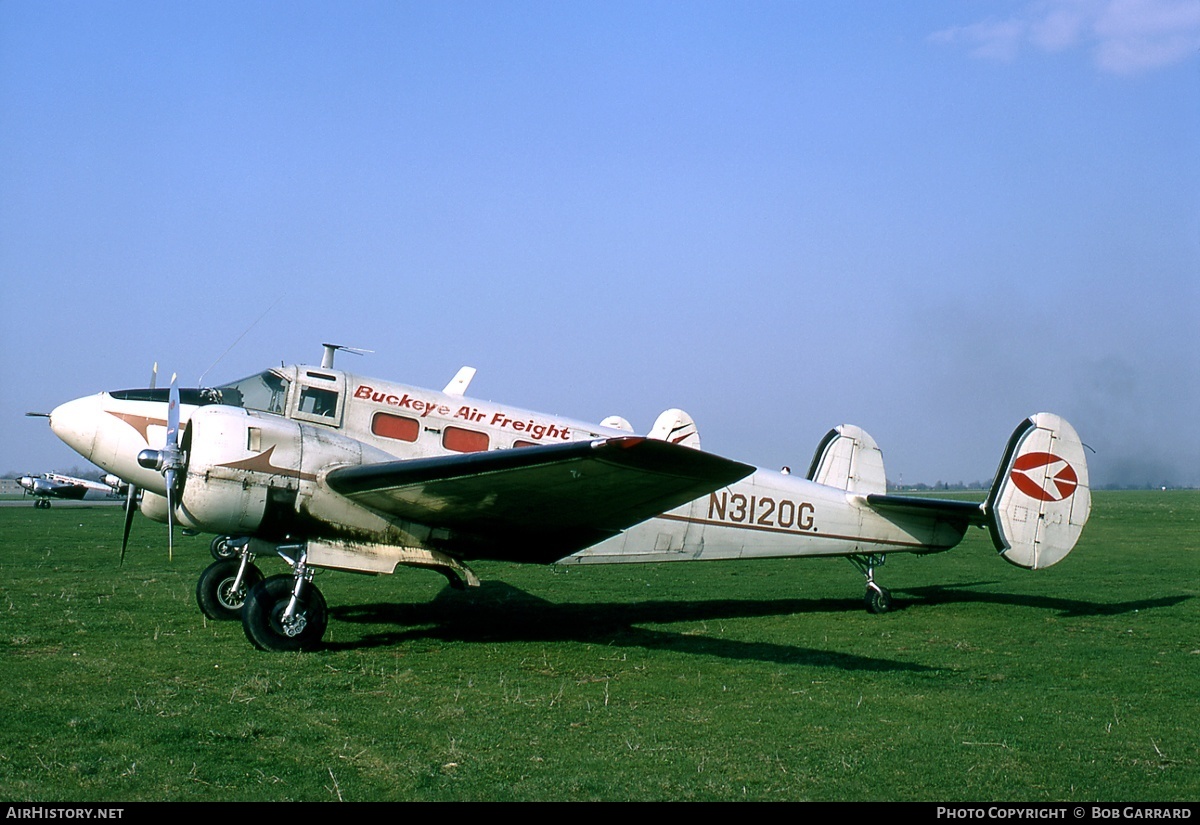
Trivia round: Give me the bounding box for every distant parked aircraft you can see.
[16,472,124,508]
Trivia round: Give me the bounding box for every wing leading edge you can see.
[324,437,754,563]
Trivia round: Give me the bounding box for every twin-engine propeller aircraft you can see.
[43,344,1091,652]
[16,471,125,508]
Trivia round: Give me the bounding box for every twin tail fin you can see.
[813,414,1091,569]
[985,413,1091,569]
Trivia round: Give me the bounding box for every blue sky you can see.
[2,0,1197,488]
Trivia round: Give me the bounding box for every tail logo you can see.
[1010,452,1079,502]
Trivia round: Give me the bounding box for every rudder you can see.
[986,413,1091,569]
[648,409,700,449]
[806,425,887,495]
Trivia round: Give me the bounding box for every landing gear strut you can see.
[196,540,263,621]
[849,554,892,614]
[242,545,328,652]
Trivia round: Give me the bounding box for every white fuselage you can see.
[48,363,966,568]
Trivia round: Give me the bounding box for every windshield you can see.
[213,370,291,414]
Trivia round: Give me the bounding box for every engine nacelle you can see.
[29,478,55,496]
[178,405,395,539]
[139,491,171,524]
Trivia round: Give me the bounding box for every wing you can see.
[324,436,754,563]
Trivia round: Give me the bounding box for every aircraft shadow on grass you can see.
[331,581,928,671]
[894,581,1190,618]
[327,580,1190,667]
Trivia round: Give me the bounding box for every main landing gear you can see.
[196,539,264,621]
[193,539,328,650]
[241,545,328,653]
[849,554,893,614]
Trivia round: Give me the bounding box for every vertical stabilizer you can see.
[806,425,887,495]
[648,409,700,449]
[985,413,1091,569]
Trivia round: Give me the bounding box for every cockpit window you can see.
[213,371,290,414]
[109,387,222,406]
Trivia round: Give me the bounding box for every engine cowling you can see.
[29,478,55,496]
[175,406,293,535]
[139,490,171,524]
[177,405,395,539]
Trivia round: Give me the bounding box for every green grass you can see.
[1,491,1196,801]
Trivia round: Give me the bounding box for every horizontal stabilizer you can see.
[865,494,986,526]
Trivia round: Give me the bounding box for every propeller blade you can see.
[163,377,182,561]
[132,375,186,562]
[120,484,138,565]
[165,469,175,562]
[166,374,180,446]
[149,362,158,390]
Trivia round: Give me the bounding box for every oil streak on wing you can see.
[324,437,754,563]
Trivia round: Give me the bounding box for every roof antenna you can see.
[198,295,284,386]
[321,343,373,369]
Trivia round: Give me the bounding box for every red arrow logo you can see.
[1010,452,1079,502]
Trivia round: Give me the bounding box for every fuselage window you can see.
[372,412,419,442]
[298,386,339,417]
[443,426,489,453]
[513,440,539,449]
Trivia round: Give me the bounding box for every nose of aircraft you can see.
[49,394,105,462]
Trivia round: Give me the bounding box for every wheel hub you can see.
[281,612,308,637]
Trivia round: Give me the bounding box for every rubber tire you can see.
[865,586,892,614]
[196,559,264,621]
[242,575,328,652]
[210,535,236,560]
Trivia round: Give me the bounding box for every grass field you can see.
[1,491,1196,802]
